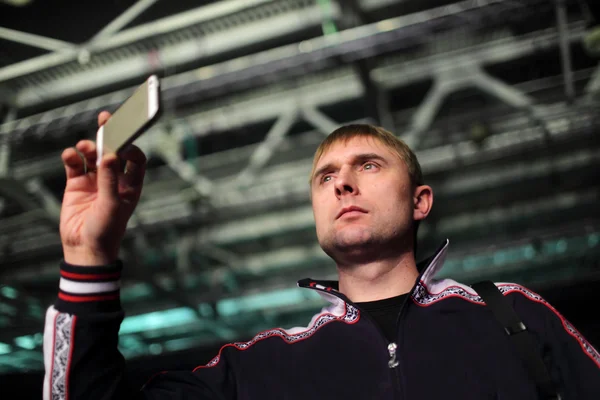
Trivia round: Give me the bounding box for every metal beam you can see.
[403,61,537,149]
[23,178,60,223]
[89,0,277,50]
[472,68,534,109]
[0,0,277,83]
[0,178,40,211]
[403,78,449,148]
[184,74,362,138]
[14,4,336,109]
[7,80,596,194]
[236,106,298,186]
[585,65,600,98]
[2,21,584,139]
[90,0,160,42]
[354,59,394,129]
[153,129,214,198]
[301,107,340,136]
[0,27,75,52]
[555,0,576,102]
[0,15,584,139]
[0,109,15,177]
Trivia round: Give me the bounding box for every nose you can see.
[334,167,358,198]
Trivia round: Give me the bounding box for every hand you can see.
[59,111,147,266]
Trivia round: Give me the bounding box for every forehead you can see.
[316,136,396,165]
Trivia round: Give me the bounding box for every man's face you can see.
[311,136,418,262]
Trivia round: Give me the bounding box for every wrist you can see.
[63,247,118,266]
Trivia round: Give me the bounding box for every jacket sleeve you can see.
[509,285,600,399]
[43,261,237,400]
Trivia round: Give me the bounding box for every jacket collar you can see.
[298,239,450,303]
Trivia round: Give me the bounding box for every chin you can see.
[331,229,375,250]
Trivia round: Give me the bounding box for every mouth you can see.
[336,206,367,219]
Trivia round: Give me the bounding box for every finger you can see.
[122,159,147,188]
[75,140,98,169]
[98,111,112,127]
[97,153,121,205]
[62,147,86,179]
[120,145,147,187]
[120,144,147,164]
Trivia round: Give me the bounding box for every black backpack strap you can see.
[472,280,561,400]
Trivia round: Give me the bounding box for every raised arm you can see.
[43,112,237,400]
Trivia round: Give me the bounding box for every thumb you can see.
[97,153,121,204]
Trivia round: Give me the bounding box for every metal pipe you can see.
[90,0,160,42]
[556,0,576,102]
[0,27,75,52]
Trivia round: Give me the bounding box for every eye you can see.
[363,162,378,170]
[322,175,333,183]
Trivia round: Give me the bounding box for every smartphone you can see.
[96,75,161,164]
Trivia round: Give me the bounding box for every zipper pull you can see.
[387,342,399,368]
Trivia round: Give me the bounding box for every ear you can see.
[413,185,433,222]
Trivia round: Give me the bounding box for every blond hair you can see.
[310,124,425,254]
[310,124,424,187]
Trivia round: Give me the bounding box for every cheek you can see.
[312,197,331,226]
[374,183,411,214]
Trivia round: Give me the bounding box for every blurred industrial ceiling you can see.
[0,0,599,374]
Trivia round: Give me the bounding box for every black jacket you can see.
[43,240,600,399]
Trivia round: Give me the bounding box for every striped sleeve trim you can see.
[61,270,121,281]
[55,260,123,314]
[43,306,76,400]
[60,278,120,294]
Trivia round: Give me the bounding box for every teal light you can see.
[198,303,215,318]
[28,303,43,319]
[493,251,506,265]
[34,333,43,345]
[119,335,144,350]
[556,239,567,253]
[0,303,16,316]
[462,256,479,271]
[0,342,11,355]
[442,260,459,272]
[148,343,163,355]
[163,337,203,352]
[14,335,36,350]
[120,307,197,335]
[121,283,153,302]
[524,245,535,259]
[217,287,319,317]
[0,286,17,299]
[589,233,599,247]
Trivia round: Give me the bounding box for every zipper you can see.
[349,302,404,397]
[301,280,404,393]
[298,277,425,398]
[387,342,399,368]
[389,275,426,398]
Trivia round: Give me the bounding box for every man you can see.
[44,112,600,399]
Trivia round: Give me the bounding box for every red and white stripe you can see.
[58,268,121,302]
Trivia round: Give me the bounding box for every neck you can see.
[336,251,419,303]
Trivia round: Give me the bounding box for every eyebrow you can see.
[312,153,387,182]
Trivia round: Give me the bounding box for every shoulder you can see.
[196,301,358,369]
[412,278,549,310]
[412,278,580,338]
